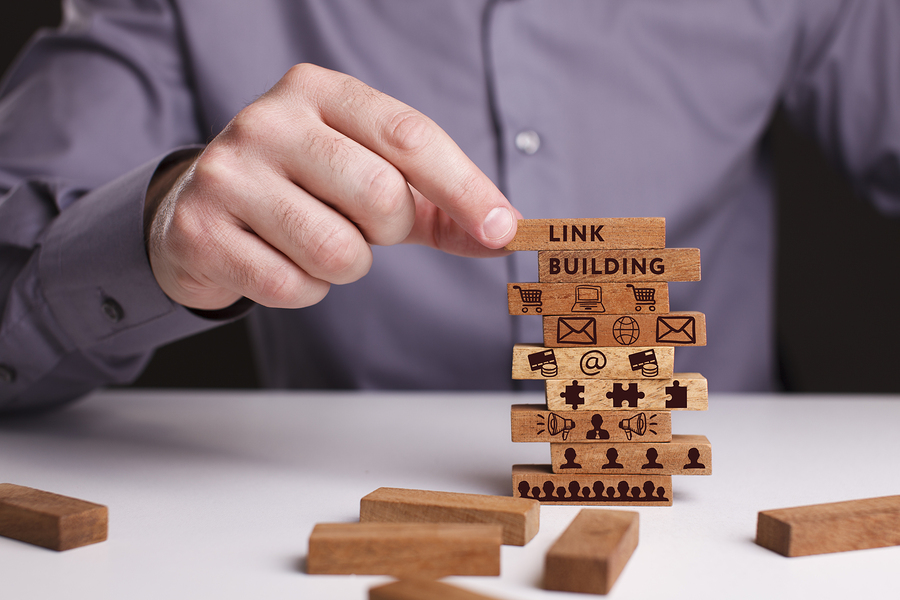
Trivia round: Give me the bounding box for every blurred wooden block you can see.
[512,344,674,380]
[307,522,501,577]
[544,509,639,595]
[512,465,672,506]
[0,483,107,551]
[545,374,708,411]
[360,487,539,546]
[504,218,665,251]
[537,249,701,283]
[756,495,900,557]
[508,282,670,315]
[543,312,706,348]
[370,579,504,600]
[550,435,712,475]
[511,404,672,444]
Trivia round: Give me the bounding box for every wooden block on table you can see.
[546,374,708,411]
[544,509,639,595]
[756,495,900,557]
[503,218,666,251]
[513,465,672,506]
[508,282,670,315]
[537,248,701,282]
[370,579,505,600]
[543,312,706,348]
[512,344,674,380]
[511,404,672,444]
[0,483,107,551]
[550,435,712,475]
[307,522,501,577]
[359,487,539,546]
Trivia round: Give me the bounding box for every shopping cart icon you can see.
[627,284,656,311]
[513,286,543,313]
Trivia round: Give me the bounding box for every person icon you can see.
[602,448,624,469]
[641,448,663,469]
[586,414,610,440]
[568,481,582,500]
[542,480,556,500]
[560,447,582,469]
[684,447,706,469]
[557,485,568,499]
[616,481,631,500]
[592,481,606,500]
[642,480,656,499]
[517,481,531,498]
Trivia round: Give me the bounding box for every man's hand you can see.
[145,64,519,311]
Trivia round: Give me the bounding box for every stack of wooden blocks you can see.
[506,219,711,506]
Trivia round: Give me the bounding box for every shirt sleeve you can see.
[0,0,250,413]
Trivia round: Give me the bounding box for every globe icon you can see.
[612,316,640,345]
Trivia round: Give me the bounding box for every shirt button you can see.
[0,364,16,384]
[514,130,541,155]
[101,297,124,323]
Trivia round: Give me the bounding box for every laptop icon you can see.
[571,286,605,313]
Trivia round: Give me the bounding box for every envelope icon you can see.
[557,317,597,345]
[656,316,696,344]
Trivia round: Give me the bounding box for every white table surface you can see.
[1,390,898,599]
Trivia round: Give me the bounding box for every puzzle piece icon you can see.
[606,383,644,408]
[560,380,585,409]
[665,380,688,408]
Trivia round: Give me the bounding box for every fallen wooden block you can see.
[513,465,672,506]
[359,487,539,546]
[756,495,900,557]
[544,509,639,595]
[550,435,712,475]
[512,344,674,380]
[538,248,700,283]
[508,282,670,315]
[370,579,504,600]
[504,218,666,251]
[0,483,108,551]
[543,312,706,348]
[511,404,672,444]
[307,522,501,577]
[545,374,708,411]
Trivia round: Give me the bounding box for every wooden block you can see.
[544,509,639,595]
[546,374,708,411]
[307,522,501,577]
[511,404,672,444]
[508,282,670,316]
[512,344,674,380]
[370,579,505,600]
[0,483,108,551]
[543,312,706,348]
[359,487,539,546]
[550,435,712,475]
[504,218,665,251]
[537,248,701,283]
[756,495,900,557]
[513,465,672,506]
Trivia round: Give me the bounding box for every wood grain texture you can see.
[0,483,107,551]
[508,282,670,315]
[512,465,672,506]
[537,249,701,283]
[543,312,706,348]
[512,344,674,380]
[307,522,501,577]
[756,495,900,557]
[370,579,505,600]
[504,218,665,251]
[550,435,712,475]
[511,404,672,444]
[544,509,639,595]
[359,487,539,546]
[545,374,708,411]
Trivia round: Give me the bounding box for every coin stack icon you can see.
[505,218,711,506]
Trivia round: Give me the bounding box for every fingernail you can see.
[483,206,514,241]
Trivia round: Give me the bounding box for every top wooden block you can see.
[504,218,666,250]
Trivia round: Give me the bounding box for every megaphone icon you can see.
[618,412,647,441]
[546,412,576,441]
